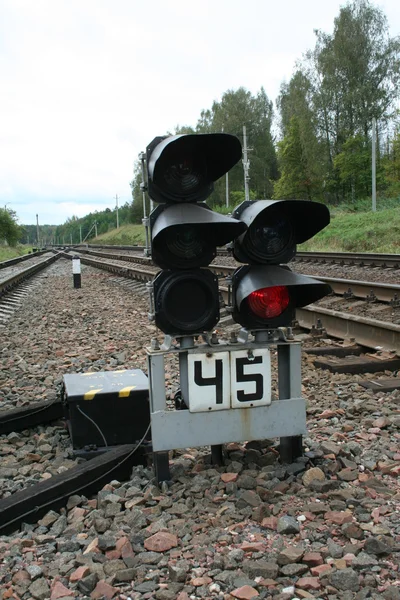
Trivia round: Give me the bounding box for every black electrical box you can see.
[62,370,151,452]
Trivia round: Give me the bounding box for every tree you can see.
[274,116,322,200]
[334,134,375,199]
[277,72,325,199]
[382,128,400,197]
[297,0,400,201]
[0,208,21,246]
[194,87,278,204]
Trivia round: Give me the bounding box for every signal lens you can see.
[247,286,290,319]
[157,225,215,268]
[165,226,205,260]
[154,270,219,334]
[248,215,293,259]
[162,151,206,197]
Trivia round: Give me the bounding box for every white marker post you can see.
[72,256,81,289]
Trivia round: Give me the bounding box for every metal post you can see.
[115,194,119,229]
[148,352,171,483]
[225,172,229,208]
[278,344,303,463]
[94,221,98,238]
[372,118,376,213]
[179,336,194,407]
[79,226,82,244]
[72,256,81,288]
[139,152,151,255]
[36,214,40,247]
[242,126,250,202]
[70,233,73,245]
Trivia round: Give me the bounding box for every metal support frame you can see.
[278,344,303,463]
[147,338,305,483]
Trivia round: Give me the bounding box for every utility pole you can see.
[115,194,119,228]
[226,173,229,208]
[372,118,377,213]
[242,125,250,203]
[79,226,82,243]
[36,214,40,247]
[95,221,98,238]
[70,233,73,245]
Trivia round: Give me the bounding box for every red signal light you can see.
[247,286,290,319]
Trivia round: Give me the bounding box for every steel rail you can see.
[0,253,60,297]
[0,250,48,270]
[294,251,400,268]
[58,251,156,281]
[73,249,400,305]
[79,245,400,268]
[296,306,400,352]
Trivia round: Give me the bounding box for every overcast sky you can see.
[1,0,399,225]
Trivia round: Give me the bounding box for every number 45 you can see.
[187,348,271,413]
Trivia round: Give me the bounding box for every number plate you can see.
[187,348,271,413]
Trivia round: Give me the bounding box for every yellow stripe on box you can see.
[84,388,103,400]
[119,386,136,397]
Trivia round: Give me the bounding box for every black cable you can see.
[0,422,151,532]
[76,405,108,447]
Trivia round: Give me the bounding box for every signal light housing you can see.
[232,265,332,329]
[151,203,246,269]
[147,134,242,204]
[230,198,331,330]
[146,133,244,336]
[232,200,330,265]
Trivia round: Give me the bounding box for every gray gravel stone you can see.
[243,559,279,579]
[364,536,392,555]
[26,565,43,580]
[28,577,50,600]
[330,568,360,591]
[277,515,300,534]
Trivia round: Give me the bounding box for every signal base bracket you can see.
[147,340,305,483]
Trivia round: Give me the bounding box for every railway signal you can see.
[147,133,246,335]
[230,200,332,329]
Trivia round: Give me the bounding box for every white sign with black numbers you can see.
[187,348,271,413]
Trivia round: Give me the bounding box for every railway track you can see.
[0,251,60,296]
[77,244,400,269]
[73,248,400,301]
[0,253,399,596]
[0,249,48,270]
[66,249,400,352]
[2,249,400,351]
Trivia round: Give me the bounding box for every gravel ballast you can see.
[0,257,399,600]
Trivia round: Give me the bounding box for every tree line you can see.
[130,0,400,221]
[18,203,131,246]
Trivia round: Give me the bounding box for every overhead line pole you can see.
[242,125,250,202]
[115,194,119,228]
[372,118,377,213]
[36,214,40,247]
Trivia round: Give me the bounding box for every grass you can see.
[0,245,33,261]
[299,206,400,253]
[91,224,146,246]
